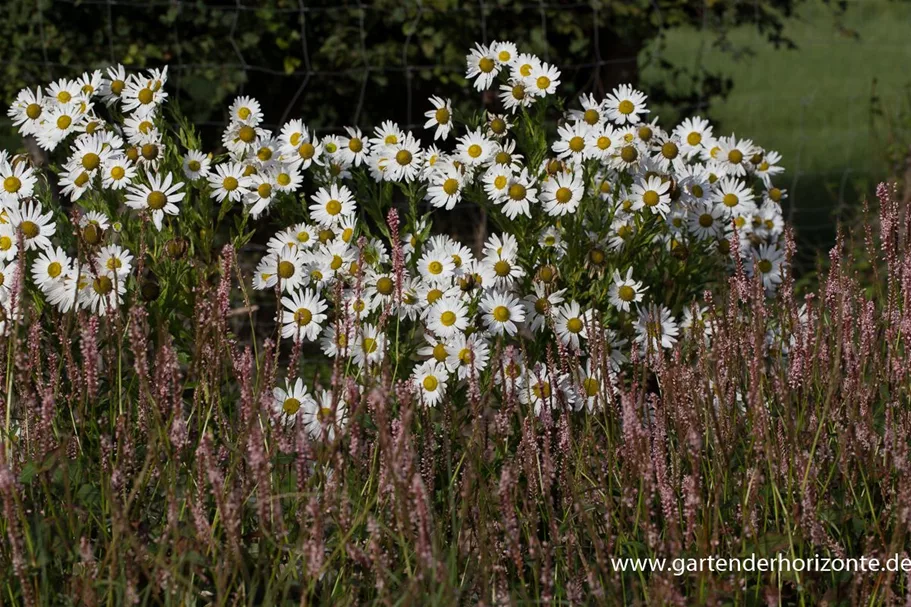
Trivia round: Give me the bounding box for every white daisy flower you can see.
[302,389,348,440]
[634,303,679,352]
[413,360,449,407]
[713,176,756,217]
[124,171,184,230]
[540,171,584,216]
[630,175,671,217]
[271,377,315,426]
[466,43,500,91]
[229,96,263,126]
[279,288,327,341]
[604,84,649,125]
[608,268,647,312]
[101,155,137,190]
[480,291,525,336]
[182,150,211,180]
[8,201,55,251]
[554,300,588,350]
[426,296,469,339]
[424,96,453,141]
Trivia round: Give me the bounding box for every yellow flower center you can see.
[583,109,600,125]
[137,88,154,105]
[642,191,659,207]
[434,108,450,124]
[492,305,510,322]
[722,193,739,208]
[490,118,507,134]
[376,277,394,295]
[432,343,447,362]
[0,237,11,251]
[294,308,312,326]
[428,260,444,275]
[618,285,635,302]
[699,213,714,228]
[583,377,599,397]
[141,143,158,160]
[348,138,363,153]
[396,150,413,166]
[238,125,256,143]
[728,149,743,164]
[283,397,301,415]
[494,175,507,190]
[362,337,378,354]
[478,57,496,73]
[223,176,239,191]
[687,132,702,146]
[758,259,773,274]
[298,143,315,160]
[536,76,550,90]
[508,184,526,201]
[257,183,272,199]
[47,261,62,278]
[20,220,39,238]
[568,136,585,153]
[56,115,72,130]
[443,178,459,196]
[440,311,457,327]
[3,177,21,193]
[147,191,167,210]
[25,103,42,120]
[278,260,295,279]
[555,187,572,204]
[620,146,638,163]
[187,160,201,172]
[427,288,443,304]
[618,100,634,115]
[467,144,482,159]
[93,275,113,295]
[422,375,439,392]
[661,142,678,159]
[566,318,583,333]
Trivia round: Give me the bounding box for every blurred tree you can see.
[1,0,840,145]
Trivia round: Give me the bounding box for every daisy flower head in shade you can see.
[259,246,308,292]
[426,296,469,339]
[95,244,133,281]
[320,322,352,359]
[417,332,455,368]
[630,175,671,217]
[384,132,423,183]
[681,303,716,341]
[337,126,370,167]
[526,61,561,97]
[243,170,278,218]
[302,389,348,441]
[46,77,82,106]
[271,377,315,427]
[283,127,324,172]
[604,84,649,126]
[611,129,645,172]
[59,166,93,202]
[8,201,55,251]
[417,247,456,284]
[497,169,537,220]
[540,170,584,217]
[480,291,525,336]
[586,123,618,163]
[123,114,159,145]
[207,162,248,204]
[491,40,518,66]
[309,183,356,227]
[1,159,37,206]
[682,200,719,240]
[446,332,491,381]
[466,43,500,91]
[65,132,113,177]
[757,200,785,240]
[0,224,18,262]
[35,102,84,151]
[552,121,590,164]
[576,358,617,413]
[229,95,263,126]
[426,162,465,210]
[456,128,495,168]
[651,134,687,174]
[713,176,756,217]
[554,300,588,350]
[413,360,450,407]
[538,225,567,258]
[521,363,575,417]
[634,303,680,353]
[716,134,756,178]
[424,96,453,141]
[352,323,386,368]
[569,93,606,126]
[485,112,512,138]
[8,86,46,136]
[673,116,713,158]
[124,171,183,230]
[182,150,211,181]
[79,268,126,317]
[482,163,512,201]
[753,149,785,187]
[608,268,647,312]
[31,246,72,292]
[499,78,535,113]
[97,155,136,192]
[746,242,786,292]
[279,288,327,342]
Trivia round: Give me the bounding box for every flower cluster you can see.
[4,41,790,438]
